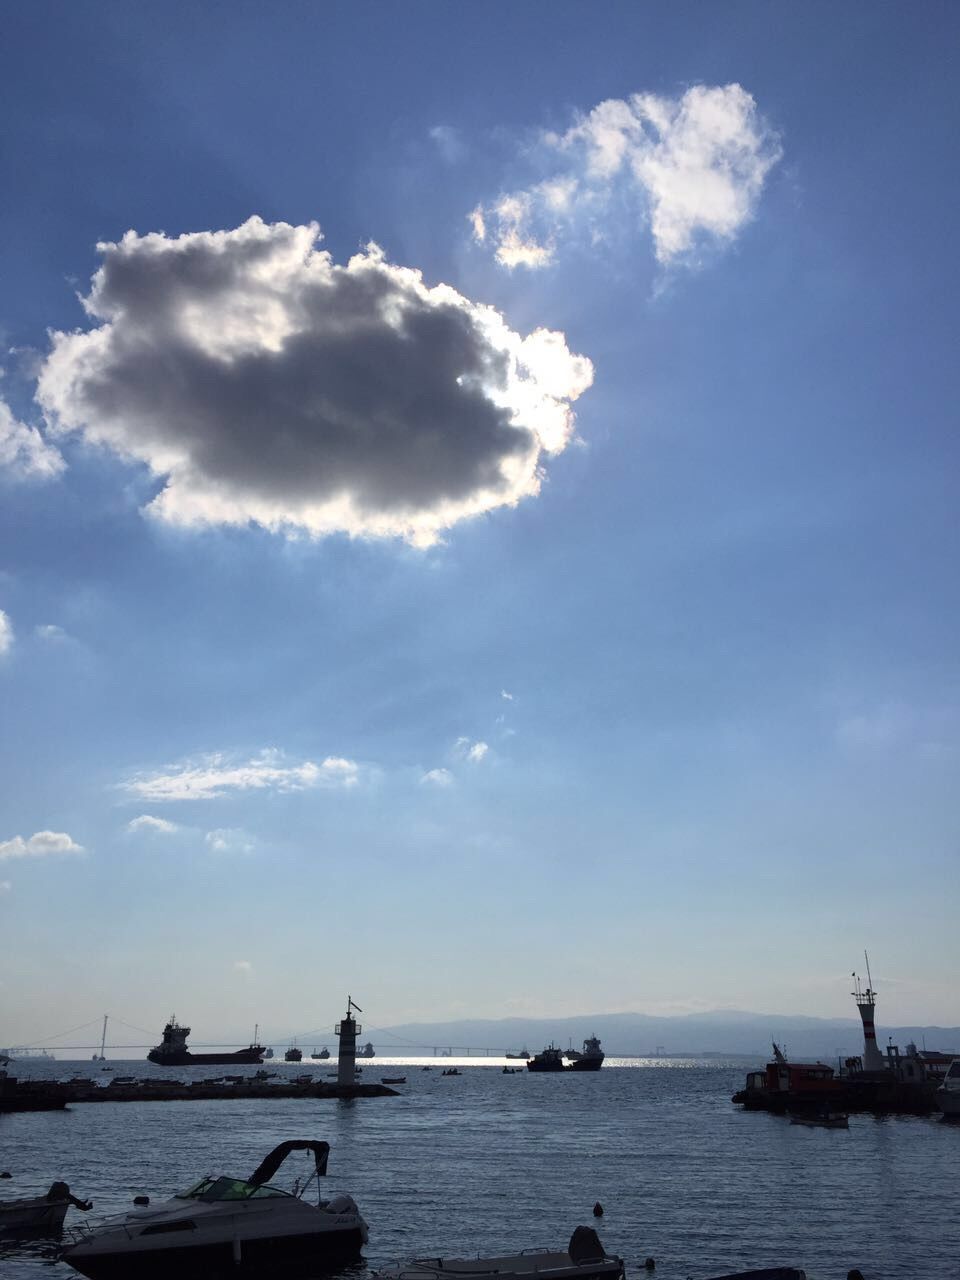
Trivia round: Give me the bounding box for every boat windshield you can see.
[177,1177,291,1201]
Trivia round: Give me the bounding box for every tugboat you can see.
[147,1017,264,1067]
[732,1042,843,1114]
[285,1042,303,1063]
[358,1042,375,1058]
[526,1045,566,1072]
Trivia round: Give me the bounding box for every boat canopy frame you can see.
[248,1140,330,1187]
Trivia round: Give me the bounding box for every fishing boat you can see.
[61,1140,366,1279]
[284,1043,303,1063]
[381,1076,406,1085]
[358,1042,376,1058]
[0,1182,91,1238]
[147,1017,264,1067]
[378,1226,623,1280]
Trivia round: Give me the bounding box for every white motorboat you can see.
[61,1140,366,1279]
[936,1058,960,1117]
[0,1181,91,1237]
[379,1227,624,1280]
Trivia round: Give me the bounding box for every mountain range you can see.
[378,1010,960,1059]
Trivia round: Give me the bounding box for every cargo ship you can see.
[147,1017,265,1066]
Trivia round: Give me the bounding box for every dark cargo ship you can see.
[147,1017,264,1066]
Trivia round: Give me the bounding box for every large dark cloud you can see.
[38,219,593,543]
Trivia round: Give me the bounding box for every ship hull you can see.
[567,1057,604,1072]
[147,1049,263,1066]
[64,1225,365,1280]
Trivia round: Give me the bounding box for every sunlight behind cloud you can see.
[37,218,593,546]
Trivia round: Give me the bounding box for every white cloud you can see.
[421,768,454,787]
[500,689,514,701]
[35,623,68,642]
[127,814,179,834]
[0,610,12,656]
[0,397,64,479]
[37,217,593,546]
[233,959,253,972]
[0,831,84,861]
[122,749,359,802]
[206,829,255,855]
[455,738,489,763]
[0,880,11,894]
[473,83,780,268]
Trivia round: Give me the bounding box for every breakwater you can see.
[0,1071,396,1110]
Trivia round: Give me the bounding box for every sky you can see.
[1,1,958,1051]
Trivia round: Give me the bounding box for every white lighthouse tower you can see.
[335,996,361,1087]
[852,952,884,1072]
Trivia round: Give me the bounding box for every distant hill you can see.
[378,1010,960,1059]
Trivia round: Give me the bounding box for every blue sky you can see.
[1,2,957,1049]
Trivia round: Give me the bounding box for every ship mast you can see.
[99,1014,108,1061]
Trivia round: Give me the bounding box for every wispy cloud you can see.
[121,749,359,802]
[233,959,253,973]
[836,701,957,756]
[126,814,179,835]
[429,124,465,164]
[456,738,489,763]
[0,880,11,894]
[472,83,780,269]
[35,623,69,642]
[0,830,84,861]
[0,397,64,479]
[206,828,255,855]
[500,689,514,701]
[0,609,12,656]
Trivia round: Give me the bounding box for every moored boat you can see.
[936,1059,960,1117]
[0,1182,92,1238]
[377,1226,624,1280]
[788,1110,849,1129]
[732,1043,843,1114]
[61,1140,366,1279]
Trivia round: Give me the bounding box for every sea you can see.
[1,1057,957,1280]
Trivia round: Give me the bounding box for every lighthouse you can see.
[335,996,362,1086]
[852,953,884,1072]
